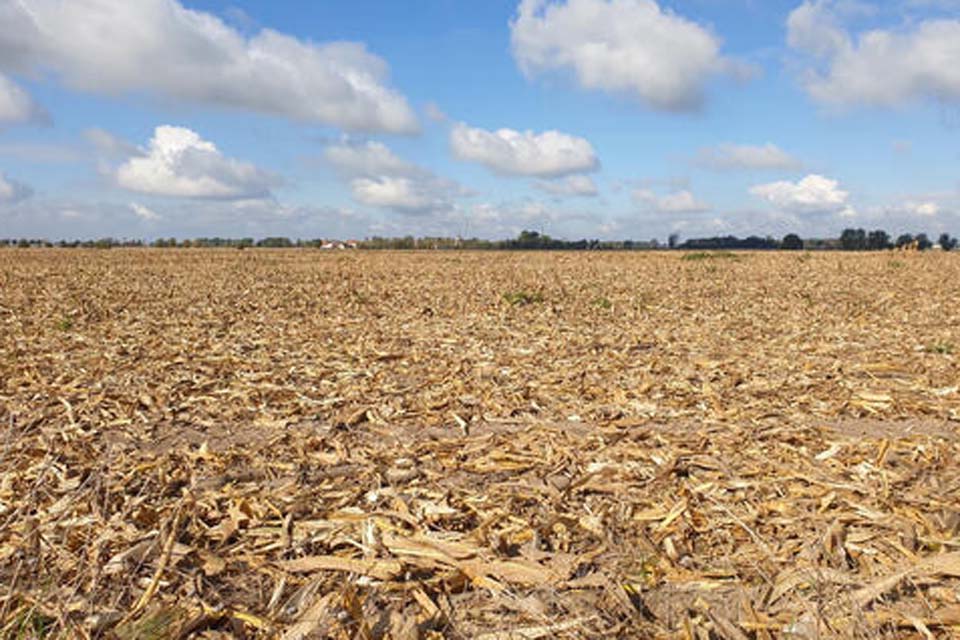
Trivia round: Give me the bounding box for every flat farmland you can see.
[1,249,959,638]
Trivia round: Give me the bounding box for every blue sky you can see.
[0,0,959,241]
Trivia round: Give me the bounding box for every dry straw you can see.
[1,249,958,638]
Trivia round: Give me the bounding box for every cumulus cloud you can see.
[350,177,443,213]
[533,174,598,197]
[114,126,278,199]
[324,139,465,215]
[164,199,363,233]
[0,73,45,125]
[2,195,369,239]
[0,0,417,133]
[130,202,162,221]
[787,1,851,59]
[458,199,601,237]
[323,140,417,178]
[510,0,746,111]
[451,123,598,177]
[787,1,960,107]
[361,197,605,240]
[0,172,33,204]
[902,200,940,217]
[696,143,801,171]
[837,195,960,235]
[633,188,710,213]
[749,173,850,213]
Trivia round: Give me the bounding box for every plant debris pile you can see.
[1,249,959,638]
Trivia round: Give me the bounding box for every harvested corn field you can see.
[1,249,959,639]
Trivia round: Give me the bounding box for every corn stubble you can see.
[1,249,959,638]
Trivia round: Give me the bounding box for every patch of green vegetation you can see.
[593,296,612,310]
[926,342,954,355]
[9,608,57,639]
[502,290,544,306]
[681,251,740,262]
[56,316,73,331]
[114,605,188,640]
[889,260,904,269]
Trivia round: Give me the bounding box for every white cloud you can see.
[633,188,710,213]
[451,123,598,177]
[115,126,277,199]
[903,200,940,217]
[836,195,960,235]
[324,139,465,215]
[456,199,602,237]
[749,174,849,213]
[534,174,599,197]
[787,1,960,107]
[350,177,444,213]
[696,143,801,171]
[2,196,373,239]
[787,1,851,59]
[0,172,33,204]
[0,0,417,133]
[510,0,745,111]
[0,73,44,125]
[324,140,417,178]
[130,202,162,221]
[837,204,858,218]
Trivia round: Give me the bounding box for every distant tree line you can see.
[677,235,780,251]
[0,238,147,249]
[360,231,662,251]
[835,229,958,251]
[0,237,337,249]
[1,229,957,251]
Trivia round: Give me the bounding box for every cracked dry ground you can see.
[1,249,959,639]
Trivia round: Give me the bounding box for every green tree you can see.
[257,237,294,248]
[781,233,803,250]
[840,228,867,251]
[867,229,891,250]
[895,233,914,248]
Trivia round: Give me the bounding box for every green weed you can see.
[926,342,954,355]
[9,608,56,639]
[681,251,740,262]
[503,290,544,306]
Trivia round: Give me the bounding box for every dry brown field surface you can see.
[1,248,959,639]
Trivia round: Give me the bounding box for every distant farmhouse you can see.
[320,240,359,250]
